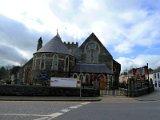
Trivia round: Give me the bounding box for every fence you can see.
[100,89,125,96]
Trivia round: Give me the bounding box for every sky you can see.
[0,0,160,72]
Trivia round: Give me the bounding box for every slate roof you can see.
[36,34,72,56]
[152,67,160,73]
[72,63,113,74]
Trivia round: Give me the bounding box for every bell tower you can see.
[37,37,43,51]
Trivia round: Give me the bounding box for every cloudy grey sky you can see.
[0,0,160,71]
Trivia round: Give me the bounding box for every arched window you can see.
[51,54,58,70]
[65,56,69,72]
[85,74,90,85]
[33,55,37,70]
[73,73,78,79]
[32,58,36,70]
[79,74,84,82]
[40,54,46,70]
[86,42,99,64]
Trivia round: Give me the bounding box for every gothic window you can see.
[32,58,35,70]
[86,42,99,63]
[40,54,46,70]
[85,74,90,85]
[65,56,69,72]
[79,74,84,82]
[73,73,78,78]
[33,55,37,70]
[51,54,58,70]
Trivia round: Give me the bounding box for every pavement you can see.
[0,96,101,101]
[135,89,160,101]
[0,89,160,102]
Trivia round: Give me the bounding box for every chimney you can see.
[37,37,43,51]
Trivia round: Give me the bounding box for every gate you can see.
[100,89,125,96]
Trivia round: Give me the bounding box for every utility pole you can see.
[147,63,150,93]
[80,77,82,98]
[79,70,82,98]
[147,63,149,80]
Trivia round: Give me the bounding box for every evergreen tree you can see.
[0,66,10,84]
[0,67,6,80]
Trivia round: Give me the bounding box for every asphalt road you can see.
[0,97,160,120]
[0,101,87,120]
[55,101,160,120]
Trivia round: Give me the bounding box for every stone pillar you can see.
[128,78,136,97]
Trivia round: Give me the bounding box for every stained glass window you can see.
[86,42,99,63]
[52,54,58,70]
[40,54,46,70]
[65,57,69,72]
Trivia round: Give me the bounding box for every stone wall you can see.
[0,85,100,97]
[119,79,154,97]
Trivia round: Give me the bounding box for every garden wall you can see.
[0,85,100,97]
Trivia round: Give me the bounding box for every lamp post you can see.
[80,76,82,98]
[79,71,82,98]
[147,63,150,93]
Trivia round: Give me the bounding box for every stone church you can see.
[19,32,121,90]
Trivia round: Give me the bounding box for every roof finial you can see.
[56,29,60,38]
[37,37,43,51]
[57,29,58,34]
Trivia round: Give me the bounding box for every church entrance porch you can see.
[73,73,111,91]
[98,74,106,95]
[72,72,123,96]
[71,63,121,95]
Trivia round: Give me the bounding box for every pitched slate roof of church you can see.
[72,63,113,74]
[36,33,73,56]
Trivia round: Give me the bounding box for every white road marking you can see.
[48,112,64,119]
[81,102,91,105]
[69,104,82,109]
[34,112,64,120]
[75,104,83,108]
[34,117,49,120]
[0,113,49,117]
[61,108,71,113]
[0,102,91,120]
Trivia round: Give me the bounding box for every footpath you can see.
[0,96,101,102]
[135,89,160,101]
[100,89,160,103]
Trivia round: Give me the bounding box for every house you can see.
[150,67,160,88]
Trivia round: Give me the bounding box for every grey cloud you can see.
[0,15,39,51]
[0,15,52,66]
[0,44,26,65]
